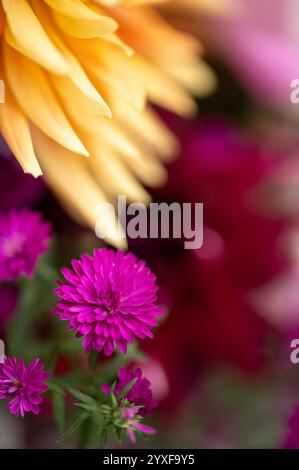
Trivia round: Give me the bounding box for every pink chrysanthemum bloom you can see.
[0,208,51,281]
[102,367,157,417]
[123,406,156,444]
[0,357,50,417]
[54,249,163,356]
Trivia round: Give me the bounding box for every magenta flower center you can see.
[2,234,25,257]
[8,379,22,394]
[98,286,120,315]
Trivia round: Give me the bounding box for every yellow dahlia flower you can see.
[0,0,216,247]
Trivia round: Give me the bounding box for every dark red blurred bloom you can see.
[0,283,17,338]
[131,119,289,410]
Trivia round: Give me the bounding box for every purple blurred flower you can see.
[0,357,50,417]
[0,150,44,210]
[102,367,157,417]
[54,249,163,356]
[0,208,51,281]
[283,406,299,449]
[123,406,156,444]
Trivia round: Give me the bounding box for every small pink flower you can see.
[0,357,50,417]
[54,249,163,356]
[123,407,156,444]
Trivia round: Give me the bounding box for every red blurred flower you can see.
[131,119,289,410]
[0,283,17,338]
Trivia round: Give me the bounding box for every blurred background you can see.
[2,0,299,449]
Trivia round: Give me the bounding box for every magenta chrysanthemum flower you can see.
[102,367,157,416]
[54,249,163,356]
[0,209,51,281]
[123,406,156,444]
[0,357,50,417]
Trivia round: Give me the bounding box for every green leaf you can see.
[117,378,138,401]
[75,403,98,412]
[68,388,97,406]
[110,390,118,408]
[45,346,58,372]
[52,390,65,433]
[47,382,62,394]
[110,380,117,395]
[7,279,43,358]
[36,256,59,286]
[98,426,109,448]
[114,426,124,444]
[88,350,99,370]
[59,412,90,442]
[77,417,94,449]
[6,255,58,360]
